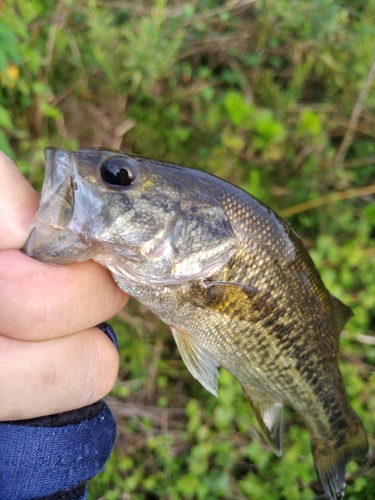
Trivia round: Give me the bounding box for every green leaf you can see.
[224,91,254,126]
[0,131,14,158]
[298,110,322,136]
[0,105,13,131]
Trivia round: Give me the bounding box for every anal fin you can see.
[242,384,284,456]
[171,327,220,397]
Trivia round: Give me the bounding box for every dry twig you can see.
[332,59,375,169]
[353,333,375,346]
[341,331,375,347]
[279,184,375,217]
[343,156,375,168]
[107,397,185,429]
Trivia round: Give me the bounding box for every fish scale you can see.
[24,147,368,500]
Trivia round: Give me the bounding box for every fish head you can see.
[25,148,237,285]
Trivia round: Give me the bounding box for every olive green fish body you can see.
[24,149,368,500]
[115,175,366,479]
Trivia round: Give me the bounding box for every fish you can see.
[24,147,368,499]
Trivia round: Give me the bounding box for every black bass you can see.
[24,148,368,499]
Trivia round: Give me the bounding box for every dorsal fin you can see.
[171,326,220,396]
[330,294,353,336]
[241,384,284,456]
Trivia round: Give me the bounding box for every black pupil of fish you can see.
[101,159,134,187]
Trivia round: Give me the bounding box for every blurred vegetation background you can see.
[1,0,375,498]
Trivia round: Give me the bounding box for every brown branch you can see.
[341,331,375,346]
[363,247,375,258]
[354,333,375,346]
[332,59,375,168]
[279,184,375,218]
[329,117,375,140]
[179,0,257,27]
[49,70,100,107]
[106,397,186,429]
[98,0,256,21]
[343,155,375,168]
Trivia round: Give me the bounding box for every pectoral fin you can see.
[200,281,277,323]
[242,384,284,456]
[171,327,220,397]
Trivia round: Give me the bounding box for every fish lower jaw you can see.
[23,220,91,264]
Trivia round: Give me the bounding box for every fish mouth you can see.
[36,148,74,228]
[23,149,91,264]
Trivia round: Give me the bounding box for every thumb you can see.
[0,151,40,250]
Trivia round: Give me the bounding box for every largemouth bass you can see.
[24,148,368,499]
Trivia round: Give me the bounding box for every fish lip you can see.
[42,148,72,200]
[23,148,78,260]
[36,148,74,226]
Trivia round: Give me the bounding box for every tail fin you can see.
[312,412,368,500]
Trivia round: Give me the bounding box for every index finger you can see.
[0,249,128,341]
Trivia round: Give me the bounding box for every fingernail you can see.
[96,322,118,351]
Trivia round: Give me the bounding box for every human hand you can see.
[0,151,128,420]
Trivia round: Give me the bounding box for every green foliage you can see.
[2,0,375,498]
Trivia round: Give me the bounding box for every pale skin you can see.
[0,151,128,420]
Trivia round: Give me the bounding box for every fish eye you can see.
[100,158,135,188]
